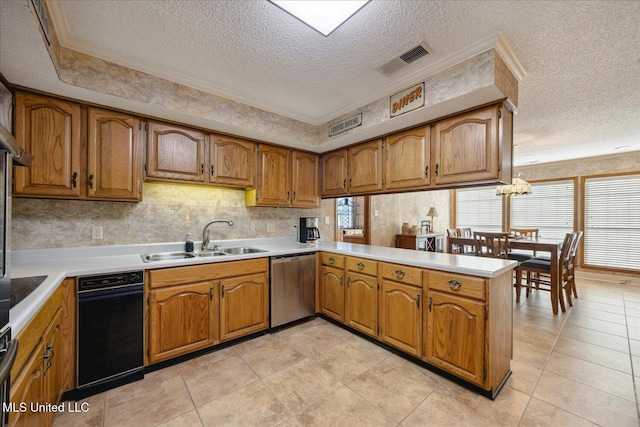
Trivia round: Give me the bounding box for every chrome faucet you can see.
[201,219,234,251]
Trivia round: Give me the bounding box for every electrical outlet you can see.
[92,226,104,240]
[267,223,275,233]
[325,216,330,224]
[374,210,379,217]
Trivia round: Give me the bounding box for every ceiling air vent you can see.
[376,42,431,75]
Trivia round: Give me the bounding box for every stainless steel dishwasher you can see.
[270,253,316,328]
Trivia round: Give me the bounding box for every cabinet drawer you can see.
[428,271,485,301]
[321,253,344,268]
[149,258,268,288]
[381,263,421,287]
[345,257,377,276]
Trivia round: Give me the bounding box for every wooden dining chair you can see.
[507,228,539,262]
[473,232,509,258]
[515,232,576,313]
[563,231,583,306]
[447,228,474,254]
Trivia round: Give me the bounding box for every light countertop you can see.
[9,237,516,335]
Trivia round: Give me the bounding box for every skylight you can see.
[269,0,370,36]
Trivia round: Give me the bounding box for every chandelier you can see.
[496,175,532,196]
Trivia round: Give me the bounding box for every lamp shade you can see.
[427,207,439,218]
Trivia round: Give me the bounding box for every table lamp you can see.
[427,207,439,231]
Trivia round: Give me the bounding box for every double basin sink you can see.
[141,247,267,263]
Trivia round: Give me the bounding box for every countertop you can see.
[9,237,517,335]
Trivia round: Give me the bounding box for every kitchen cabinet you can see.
[347,139,383,193]
[209,134,257,188]
[147,258,269,364]
[14,91,82,198]
[344,257,377,338]
[219,272,269,341]
[379,263,422,357]
[247,144,320,208]
[10,280,73,427]
[384,126,430,190]
[321,149,347,196]
[148,281,216,364]
[424,270,512,394]
[14,92,143,201]
[88,108,143,201]
[433,104,509,185]
[319,253,345,322]
[145,120,207,183]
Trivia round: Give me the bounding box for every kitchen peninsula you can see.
[9,236,516,419]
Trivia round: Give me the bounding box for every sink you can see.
[10,275,48,308]
[140,250,228,263]
[221,247,268,255]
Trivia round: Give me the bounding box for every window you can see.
[455,187,502,232]
[510,179,575,240]
[584,174,640,271]
[336,197,357,229]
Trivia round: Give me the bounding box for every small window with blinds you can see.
[584,174,640,271]
[455,186,503,232]
[510,179,575,240]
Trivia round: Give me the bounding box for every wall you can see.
[514,152,640,181]
[11,182,334,250]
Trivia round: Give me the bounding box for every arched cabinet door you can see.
[219,272,269,341]
[348,139,383,193]
[384,125,430,190]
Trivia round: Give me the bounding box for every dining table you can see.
[445,235,565,314]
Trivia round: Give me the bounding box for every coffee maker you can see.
[298,217,320,243]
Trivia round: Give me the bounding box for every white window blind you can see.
[455,187,503,232]
[584,174,640,270]
[510,180,575,240]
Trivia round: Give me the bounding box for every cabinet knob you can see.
[329,257,335,264]
[357,262,365,270]
[395,270,405,280]
[448,279,462,291]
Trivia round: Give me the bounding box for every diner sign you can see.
[329,113,362,137]
[390,82,424,118]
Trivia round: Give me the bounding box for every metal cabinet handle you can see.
[395,269,405,280]
[201,164,205,175]
[209,288,213,300]
[435,163,439,177]
[448,279,462,291]
[293,191,296,201]
[357,262,365,270]
[346,276,351,287]
[211,165,214,175]
[416,294,420,309]
[88,174,94,188]
[425,165,429,177]
[428,296,432,311]
[221,285,225,298]
[343,179,346,188]
[72,172,78,188]
[339,276,343,286]
[329,257,335,264]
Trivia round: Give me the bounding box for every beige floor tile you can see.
[296,386,396,427]
[156,409,203,427]
[566,314,629,337]
[104,374,194,427]
[235,334,306,377]
[198,381,291,427]
[383,354,444,389]
[181,354,259,406]
[176,346,236,372]
[310,340,389,382]
[533,371,639,426]
[347,359,434,421]
[569,306,627,324]
[553,336,632,374]
[572,298,626,314]
[628,325,640,341]
[519,397,598,426]
[507,359,542,396]
[278,323,346,356]
[513,338,552,369]
[544,351,636,402]
[53,397,105,427]
[401,391,495,427]
[435,381,530,426]
[629,338,640,356]
[560,324,630,353]
[263,358,342,414]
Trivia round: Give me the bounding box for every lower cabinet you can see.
[219,273,269,341]
[10,279,73,427]
[148,282,216,364]
[344,257,377,338]
[147,258,269,364]
[379,279,422,357]
[319,254,345,322]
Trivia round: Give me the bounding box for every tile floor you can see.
[54,277,640,427]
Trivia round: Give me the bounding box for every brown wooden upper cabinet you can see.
[209,134,256,188]
[384,125,430,190]
[247,144,319,208]
[433,104,508,186]
[14,92,143,201]
[321,149,348,196]
[145,121,207,183]
[348,139,383,194]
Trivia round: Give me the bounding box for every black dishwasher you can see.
[77,271,144,395]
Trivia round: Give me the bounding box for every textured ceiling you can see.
[1,0,639,166]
